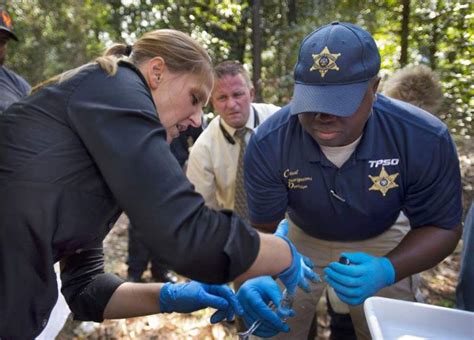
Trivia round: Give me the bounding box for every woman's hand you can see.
[159,281,243,323]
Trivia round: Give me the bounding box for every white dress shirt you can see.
[187,103,280,210]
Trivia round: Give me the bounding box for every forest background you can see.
[5,0,473,138]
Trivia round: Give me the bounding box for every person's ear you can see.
[147,57,165,89]
[209,96,216,112]
[249,87,255,101]
[371,77,381,95]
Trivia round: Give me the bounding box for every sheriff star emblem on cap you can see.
[310,46,341,78]
[368,166,399,196]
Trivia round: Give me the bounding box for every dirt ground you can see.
[58,136,472,339]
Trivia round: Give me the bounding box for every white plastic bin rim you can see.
[364,296,474,340]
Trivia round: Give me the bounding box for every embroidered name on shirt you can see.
[283,169,312,190]
[368,158,400,168]
[368,166,399,196]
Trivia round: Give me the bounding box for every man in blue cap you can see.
[237,22,462,339]
[0,8,30,113]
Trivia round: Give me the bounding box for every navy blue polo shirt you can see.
[0,66,31,113]
[244,94,462,241]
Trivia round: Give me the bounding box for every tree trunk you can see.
[288,0,296,26]
[429,0,442,70]
[400,0,410,66]
[251,0,262,102]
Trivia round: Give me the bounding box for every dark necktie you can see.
[234,128,250,222]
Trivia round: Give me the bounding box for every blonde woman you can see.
[0,29,312,338]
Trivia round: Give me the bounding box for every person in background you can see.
[186,60,280,223]
[127,222,179,283]
[238,22,462,339]
[0,8,30,113]
[382,64,443,115]
[171,125,203,170]
[0,29,314,338]
[186,60,284,332]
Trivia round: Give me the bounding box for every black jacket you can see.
[0,62,259,338]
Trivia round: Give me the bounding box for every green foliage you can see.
[7,0,115,86]
[409,0,473,136]
[4,0,472,135]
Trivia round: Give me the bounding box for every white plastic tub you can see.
[364,296,474,340]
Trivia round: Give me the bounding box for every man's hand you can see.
[237,276,294,338]
[275,219,320,294]
[324,252,395,305]
[159,281,243,323]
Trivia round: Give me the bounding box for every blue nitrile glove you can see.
[323,252,395,306]
[159,281,243,323]
[275,219,320,294]
[237,276,295,338]
[300,255,320,292]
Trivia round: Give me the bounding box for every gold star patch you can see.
[368,166,399,197]
[310,46,341,78]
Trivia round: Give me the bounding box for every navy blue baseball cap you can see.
[290,22,380,117]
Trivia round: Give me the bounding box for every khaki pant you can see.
[254,217,419,340]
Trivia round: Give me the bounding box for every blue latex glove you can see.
[237,276,294,338]
[275,219,320,294]
[159,281,243,323]
[324,252,395,306]
[300,255,320,292]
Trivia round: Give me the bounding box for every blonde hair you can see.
[382,64,443,114]
[33,29,213,93]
